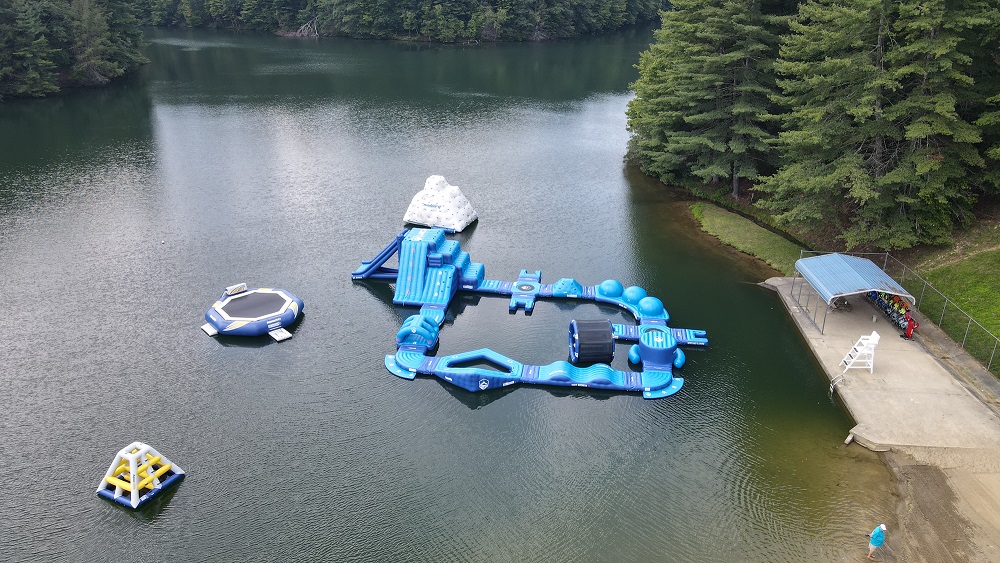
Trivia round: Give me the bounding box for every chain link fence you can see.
[801,251,999,377]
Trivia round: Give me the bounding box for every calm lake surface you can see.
[0,28,895,562]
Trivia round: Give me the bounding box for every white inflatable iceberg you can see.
[403,175,478,232]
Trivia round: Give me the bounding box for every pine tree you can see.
[759,0,986,249]
[0,0,16,99]
[209,0,245,27]
[0,0,60,98]
[627,0,781,197]
[240,0,273,29]
[971,1,1000,191]
[178,0,206,26]
[871,0,984,247]
[99,0,148,72]
[760,0,904,245]
[69,0,123,85]
[145,0,181,26]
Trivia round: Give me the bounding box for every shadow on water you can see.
[445,293,484,322]
[433,367,620,409]
[211,314,306,348]
[435,376,519,409]
[402,220,479,242]
[447,220,478,242]
[352,279,397,307]
[351,288,489,324]
[99,480,184,523]
[213,334,273,349]
[351,280,413,327]
[0,75,153,173]
[141,25,655,107]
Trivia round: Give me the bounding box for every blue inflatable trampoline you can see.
[353,228,708,399]
[201,283,303,341]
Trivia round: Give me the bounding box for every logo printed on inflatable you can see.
[479,378,490,390]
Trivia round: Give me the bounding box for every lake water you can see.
[0,28,895,562]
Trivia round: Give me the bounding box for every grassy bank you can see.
[922,252,1000,333]
[690,202,803,275]
[690,201,1000,375]
[901,218,1000,338]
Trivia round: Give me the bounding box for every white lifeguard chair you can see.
[841,331,880,373]
[96,442,185,508]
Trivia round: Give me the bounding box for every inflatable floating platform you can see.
[353,228,708,399]
[201,283,303,341]
[96,442,185,509]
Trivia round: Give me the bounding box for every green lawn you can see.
[690,202,804,275]
[922,250,1000,337]
[689,201,1000,374]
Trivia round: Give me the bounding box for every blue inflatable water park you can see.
[352,228,708,399]
[200,283,303,342]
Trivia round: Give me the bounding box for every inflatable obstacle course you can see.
[96,442,185,509]
[353,228,708,399]
[201,283,303,341]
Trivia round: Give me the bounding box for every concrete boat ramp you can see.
[764,276,1000,562]
[763,277,1000,452]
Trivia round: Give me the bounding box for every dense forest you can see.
[7,0,1000,251]
[0,0,147,99]
[628,0,1000,250]
[132,0,666,42]
[1,0,663,98]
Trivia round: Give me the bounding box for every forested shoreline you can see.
[1,0,663,98]
[5,0,1000,251]
[1,0,147,99]
[134,0,666,42]
[627,0,1000,250]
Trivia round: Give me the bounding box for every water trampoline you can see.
[353,228,708,399]
[201,283,303,341]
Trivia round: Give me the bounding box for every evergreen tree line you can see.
[134,0,666,42]
[628,0,1000,250]
[0,0,147,99]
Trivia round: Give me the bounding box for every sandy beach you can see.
[886,314,1000,563]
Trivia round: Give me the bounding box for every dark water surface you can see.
[0,28,894,562]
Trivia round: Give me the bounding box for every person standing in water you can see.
[868,523,887,559]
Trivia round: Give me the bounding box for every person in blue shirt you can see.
[868,523,887,559]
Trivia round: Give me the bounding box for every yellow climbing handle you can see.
[104,476,132,492]
[136,455,162,475]
[136,463,173,490]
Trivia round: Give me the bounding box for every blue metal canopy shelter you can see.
[790,253,914,333]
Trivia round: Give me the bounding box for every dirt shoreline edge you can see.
[883,446,1000,563]
[757,278,1000,563]
[873,310,1000,563]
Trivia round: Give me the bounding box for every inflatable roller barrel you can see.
[568,319,614,364]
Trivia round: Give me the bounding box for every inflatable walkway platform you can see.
[353,228,708,399]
